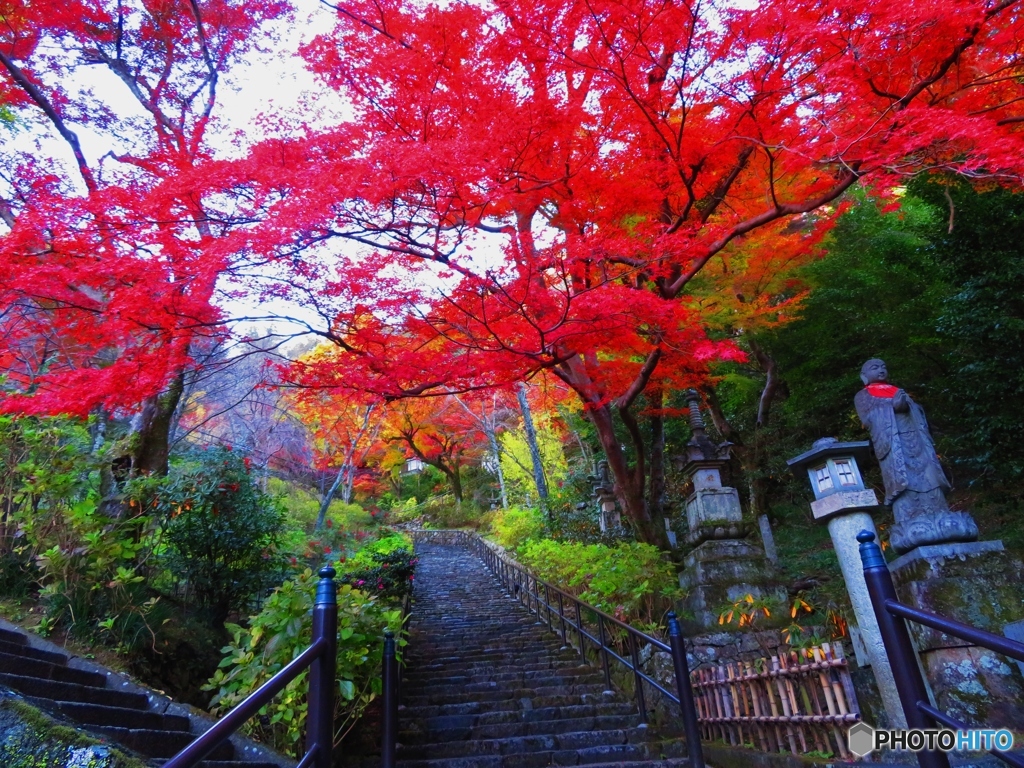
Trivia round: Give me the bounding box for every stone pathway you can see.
[383,542,689,767]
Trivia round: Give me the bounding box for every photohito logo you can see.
[847,722,1015,757]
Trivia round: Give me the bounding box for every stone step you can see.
[401,651,577,667]
[28,697,191,731]
[93,726,235,759]
[0,637,69,665]
[402,672,606,694]
[0,622,289,768]
[397,726,654,759]
[0,672,149,708]
[0,626,29,645]
[402,689,622,714]
[375,742,681,768]
[406,657,584,675]
[402,665,599,686]
[380,543,688,768]
[0,650,108,687]
[404,702,640,729]
[403,680,612,704]
[399,713,641,744]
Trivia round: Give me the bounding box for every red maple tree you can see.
[243,0,1024,543]
[5,0,1024,544]
[0,0,287,475]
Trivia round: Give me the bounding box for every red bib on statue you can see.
[866,383,899,398]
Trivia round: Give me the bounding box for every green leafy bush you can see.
[338,548,417,603]
[343,530,413,569]
[204,569,403,755]
[142,448,286,625]
[516,539,679,625]
[267,477,371,533]
[0,415,163,651]
[490,506,545,550]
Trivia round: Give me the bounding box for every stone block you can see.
[678,539,788,632]
[685,487,742,530]
[890,542,1024,730]
[890,541,1023,651]
[810,489,878,520]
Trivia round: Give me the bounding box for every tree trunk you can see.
[450,463,463,504]
[516,383,549,511]
[343,463,355,504]
[315,462,347,531]
[486,427,509,509]
[648,385,667,538]
[131,372,186,476]
[587,403,663,546]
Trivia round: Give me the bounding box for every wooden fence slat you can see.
[690,642,860,758]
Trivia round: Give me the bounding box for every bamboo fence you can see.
[690,642,860,759]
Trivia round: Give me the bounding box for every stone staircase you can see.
[0,623,284,768]
[372,543,690,768]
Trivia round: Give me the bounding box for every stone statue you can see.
[855,358,978,554]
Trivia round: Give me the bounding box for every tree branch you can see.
[615,347,663,411]
[0,50,96,192]
[664,170,859,297]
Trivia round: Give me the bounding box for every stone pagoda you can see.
[675,391,786,631]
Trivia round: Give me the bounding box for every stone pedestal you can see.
[678,538,788,633]
[889,541,1024,730]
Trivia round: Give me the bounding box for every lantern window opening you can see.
[834,459,858,486]
[813,464,833,492]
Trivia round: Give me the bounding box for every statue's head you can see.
[860,358,888,385]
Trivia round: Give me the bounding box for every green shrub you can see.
[267,477,371,533]
[31,502,161,652]
[338,548,417,603]
[422,496,477,528]
[516,539,679,625]
[387,497,422,524]
[142,448,286,625]
[204,569,403,755]
[343,530,413,569]
[0,415,162,651]
[491,506,545,551]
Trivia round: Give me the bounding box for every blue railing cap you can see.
[857,530,887,570]
[315,566,337,605]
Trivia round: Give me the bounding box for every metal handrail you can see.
[858,531,1024,768]
[380,548,415,768]
[164,566,339,768]
[410,529,705,768]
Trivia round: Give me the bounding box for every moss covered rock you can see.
[0,693,147,768]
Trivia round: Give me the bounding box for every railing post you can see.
[628,632,647,723]
[307,566,337,768]
[858,531,950,768]
[574,600,586,660]
[597,614,613,690]
[382,628,399,768]
[667,611,705,768]
[557,592,567,645]
[543,583,553,631]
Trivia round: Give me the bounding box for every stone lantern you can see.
[592,460,621,532]
[788,438,878,521]
[787,437,906,728]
